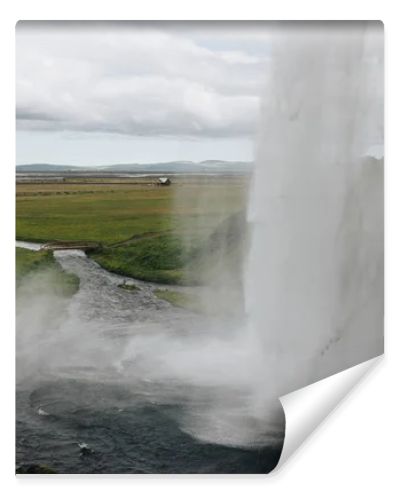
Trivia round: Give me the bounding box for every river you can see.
[16,245,284,473]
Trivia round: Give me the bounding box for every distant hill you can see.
[16,161,253,174]
[16,163,83,172]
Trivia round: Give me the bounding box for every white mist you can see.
[245,22,384,398]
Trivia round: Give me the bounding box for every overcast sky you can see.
[16,22,271,166]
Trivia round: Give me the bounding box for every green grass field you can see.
[16,247,80,296]
[16,178,249,284]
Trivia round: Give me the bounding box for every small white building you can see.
[158,177,171,186]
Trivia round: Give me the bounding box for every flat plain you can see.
[16,175,249,285]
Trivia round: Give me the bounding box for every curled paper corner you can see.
[273,354,383,471]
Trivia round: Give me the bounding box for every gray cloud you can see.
[16,23,271,138]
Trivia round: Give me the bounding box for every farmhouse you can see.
[158,177,171,186]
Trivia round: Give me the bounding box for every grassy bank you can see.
[90,235,190,284]
[16,248,80,296]
[16,178,249,285]
[154,289,202,312]
[90,212,247,285]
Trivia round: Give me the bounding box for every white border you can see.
[2,1,398,498]
[277,355,383,469]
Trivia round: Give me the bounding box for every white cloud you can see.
[16,23,270,138]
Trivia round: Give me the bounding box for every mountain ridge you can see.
[16,160,253,174]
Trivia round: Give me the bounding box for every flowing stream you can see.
[16,247,284,473]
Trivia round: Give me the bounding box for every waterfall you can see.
[245,22,384,398]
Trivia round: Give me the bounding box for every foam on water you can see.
[16,241,42,251]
